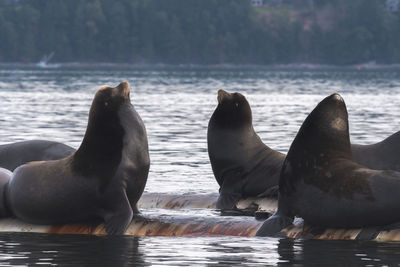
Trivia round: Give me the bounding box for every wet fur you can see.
[209,90,400,214]
[5,82,149,235]
[257,94,400,236]
[208,90,285,210]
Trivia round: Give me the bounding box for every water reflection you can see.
[140,236,282,266]
[0,233,145,266]
[277,238,400,266]
[1,234,400,266]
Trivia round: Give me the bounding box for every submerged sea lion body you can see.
[6,81,150,235]
[352,131,400,172]
[0,168,11,217]
[257,94,400,236]
[0,140,75,171]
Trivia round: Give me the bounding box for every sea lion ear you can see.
[217,89,230,104]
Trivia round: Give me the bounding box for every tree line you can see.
[0,0,399,65]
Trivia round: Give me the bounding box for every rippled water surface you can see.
[0,65,400,265]
[1,233,400,266]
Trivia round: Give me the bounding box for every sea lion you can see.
[0,140,75,171]
[5,81,150,235]
[207,89,285,211]
[0,168,11,217]
[208,90,400,213]
[256,93,400,236]
[352,132,400,172]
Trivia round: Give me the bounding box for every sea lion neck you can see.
[72,98,125,187]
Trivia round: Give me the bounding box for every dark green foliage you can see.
[0,0,399,64]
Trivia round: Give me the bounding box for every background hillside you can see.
[1,0,399,65]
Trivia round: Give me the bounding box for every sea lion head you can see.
[95,81,131,111]
[298,93,350,153]
[211,89,252,129]
[287,93,351,158]
[87,81,132,130]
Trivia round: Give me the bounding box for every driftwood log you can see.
[0,193,398,241]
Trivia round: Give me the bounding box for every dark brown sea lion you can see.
[0,140,75,171]
[257,93,400,236]
[352,131,400,172]
[208,90,285,211]
[208,90,400,213]
[0,168,11,217]
[5,81,150,235]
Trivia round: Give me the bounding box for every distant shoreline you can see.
[2,62,400,70]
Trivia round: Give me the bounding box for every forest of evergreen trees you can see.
[0,0,399,65]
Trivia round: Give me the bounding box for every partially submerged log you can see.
[279,220,400,242]
[0,215,262,237]
[138,193,219,209]
[0,193,398,241]
[138,192,277,214]
[1,215,400,241]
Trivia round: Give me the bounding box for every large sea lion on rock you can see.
[208,90,400,213]
[256,93,400,236]
[208,90,285,211]
[0,140,75,171]
[5,81,150,235]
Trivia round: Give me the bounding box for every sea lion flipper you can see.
[216,169,244,210]
[104,191,133,235]
[216,193,241,210]
[356,227,381,240]
[257,185,279,198]
[255,211,294,237]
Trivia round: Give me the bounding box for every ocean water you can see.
[0,65,400,265]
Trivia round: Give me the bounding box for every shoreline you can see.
[1,62,400,70]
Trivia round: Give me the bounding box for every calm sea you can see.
[0,65,400,265]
